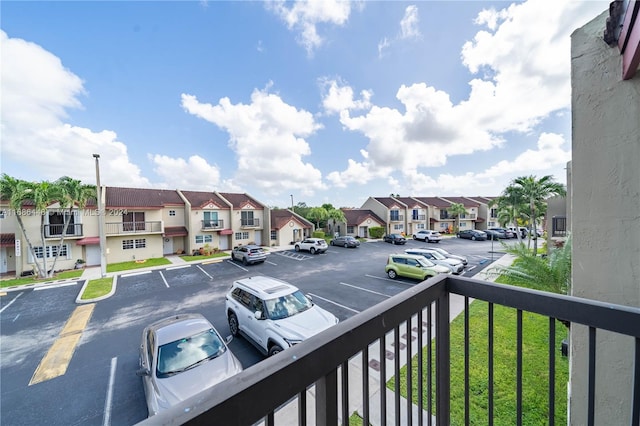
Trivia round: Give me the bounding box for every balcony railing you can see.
[241,218,260,228]
[105,221,162,235]
[138,275,640,426]
[390,215,404,222]
[411,214,426,221]
[201,219,224,230]
[44,223,83,238]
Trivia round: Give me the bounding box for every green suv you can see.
[385,253,451,280]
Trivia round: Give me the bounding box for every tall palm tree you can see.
[490,186,527,243]
[447,202,467,234]
[512,175,566,253]
[48,176,96,274]
[25,180,60,278]
[307,207,329,231]
[0,174,46,277]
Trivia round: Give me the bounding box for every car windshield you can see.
[429,251,446,260]
[416,258,435,268]
[156,329,226,378]
[265,290,313,320]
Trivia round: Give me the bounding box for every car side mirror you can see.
[254,311,263,320]
[306,294,313,304]
[136,368,150,377]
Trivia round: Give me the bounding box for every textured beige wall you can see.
[570,10,640,425]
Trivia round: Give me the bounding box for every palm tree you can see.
[490,235,572,296]
[307,207,329,231]
[512,175,566,253]
[490,186,527,243]
[0,174,46,277]
[48,176,96,274]
[447,202,467,234]
[25,180,60,278]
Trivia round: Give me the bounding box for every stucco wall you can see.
[570,10,640,425]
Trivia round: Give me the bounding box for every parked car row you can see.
[139,276,339,418]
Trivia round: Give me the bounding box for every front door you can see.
[0,248,7,273]
[163,238,173,255]
[86,245,101,266]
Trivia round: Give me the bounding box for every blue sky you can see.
[1,0,609,208]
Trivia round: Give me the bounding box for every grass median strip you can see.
[29,304,95,385]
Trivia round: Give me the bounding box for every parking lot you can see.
[0,237,511,425]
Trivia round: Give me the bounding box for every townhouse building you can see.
[360,197,408,235]
[269,209,313,246]
[329,209,385,239]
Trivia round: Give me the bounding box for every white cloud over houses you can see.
[181,88,326,196]
[323,0,603,194]
[0,30,151,188]
[149,154,223,192]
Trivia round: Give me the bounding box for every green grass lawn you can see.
[80,277,113,300]
[106,257,172,272]
[389,285,569,425]
[0,269,84,289]
[179,252,229,262]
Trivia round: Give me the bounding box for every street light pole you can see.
[93,154,107,278]
[290,194,294,212]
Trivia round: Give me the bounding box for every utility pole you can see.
[290,194,294,212]
[93,154,107,278]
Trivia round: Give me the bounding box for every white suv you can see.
[294,238,328,254]
[225,276,338,356]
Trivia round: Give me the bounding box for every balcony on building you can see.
[201,219,224,230]
[105,221,163,235]
[44,223,83,238]
[139,274,640,426]
[241,218,260,228]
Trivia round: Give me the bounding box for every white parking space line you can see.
[364,274,415,286]
[227,260,248,271]
[121,270,152,278]
[339,282,391,298]
[466,265,477,272]
[159,271,170,288]
[265,260,278,265]
[34,282,78,291]
[102,356,117,426]
[0,292,23,314]
[166,265,191,271]
[197,265,214,279]
[308,293,360,314]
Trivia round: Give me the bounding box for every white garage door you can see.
[254,231,262,246]
[86,245,101,266]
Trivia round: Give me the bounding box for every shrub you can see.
[368,226,385,239]
[312,230,325,238]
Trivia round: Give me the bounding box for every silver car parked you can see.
[136,313,243,417]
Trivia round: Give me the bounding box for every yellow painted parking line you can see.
[29,303,95,386]
[0,292,6,297]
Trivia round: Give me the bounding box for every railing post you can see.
[316,368,338,426]
[436,293,450,426]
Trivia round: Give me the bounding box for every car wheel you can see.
[269,345,284,356]
[310,247,316,254]
[294,245,300,252]
[472,236,476,241]
[228,313,239,336]
[387,269,397,279]
[413,235,417,240]
[330,241,334,246]
[242,257,248,266]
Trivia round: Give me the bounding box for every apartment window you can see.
[347,226,354,234]
[460,222,467,228]
[135,239,146,248]
[235,232,249,240]
[195,235,213,244]
[47,211,78,236]
[416,223,425,230]
[490,208,498,218]
[169,210,176,216]
[123,239,134,250]
[393,224,403,231]
[241,211,254,226]
[30,244,70,262]
[390,210,400,221]
[488,221,496,227]
[439,210,449,220]
[203,211,218,227]
[123,212,145,231]
[270,230,277,241]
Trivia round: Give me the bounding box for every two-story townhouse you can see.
[391,197,430,236]
[269,209,313,246]
[440,196,482,231]
[466,196,497,229]
[103,187,185,264]
[332,208,385,238]
[218,193,268,248]
[179,191,232,254]
[412,197,454,233]
[0,197,99,275]
[360,197,406,235]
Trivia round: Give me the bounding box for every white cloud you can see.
[377,37,390,58]
[181,88,326,196]
[320,78,372,115]
[150,154,222,191]
[266,0,353,55]
[0,30,151,187]
[400,5,421,40]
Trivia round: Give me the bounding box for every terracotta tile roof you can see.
[180,191,230,209]
[373,197,407,209]
[341,209,385,226]
[105,187,184,208]
[414,197,451,208]
[219,193,264,210]
[393,197,428,209]
[270,209,312,229]
[1,233,15,247]
[442,196,479,207]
